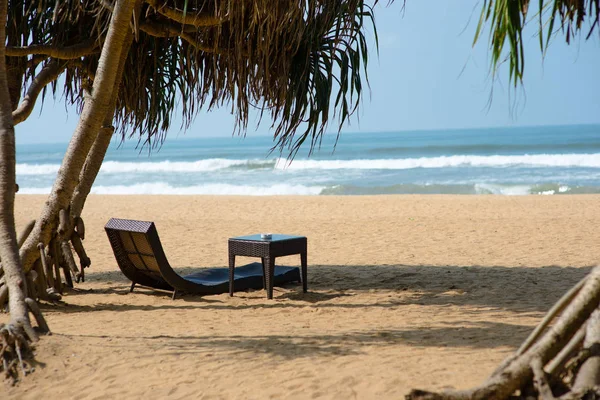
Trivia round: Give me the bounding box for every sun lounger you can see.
[104,218,301,298]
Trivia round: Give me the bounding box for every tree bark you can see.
[0,0,39,382]
[407,265,600,400]
[18,0,135,273]
[572,309,600,391]
[70,23,136,220]
[0,0,32,333]
[12,60,67,125]
[6,39,98,59]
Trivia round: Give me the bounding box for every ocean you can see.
[15,124,600,196]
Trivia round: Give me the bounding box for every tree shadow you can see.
[61,320,532,359]
[70,263,592,314]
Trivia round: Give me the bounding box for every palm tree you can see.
[1,0,598,394]
[0,0,376,381]
[0,0,40,383]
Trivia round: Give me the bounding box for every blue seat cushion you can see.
[182,262,300,292]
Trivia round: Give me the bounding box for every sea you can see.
[15,124,600,196]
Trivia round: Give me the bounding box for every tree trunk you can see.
[0,0,39,381]
[0,0,27,324]
[70,22,136,220]
[18,0,135,273]
[67,3,139,281]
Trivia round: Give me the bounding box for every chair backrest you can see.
[105,218,174,291]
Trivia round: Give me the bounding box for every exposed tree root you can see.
[0,285,7,309]
[24,298,50,334]
[532,358,556,400]
[407,266,600,400]
[38,243,54,291]
[16,220,35,249]
[571,309,600,393]
[32,259,48,301]
[60,240,81,283]
[50,239,63,294]
[518,276,589,356]
[491,276,590,379]
[74,217,85,240]
[0,217,92,310]
[0,321,35,385]
[71,232,90,270]
[558,388,600,400]
[547,324,587,377]
[57,209,68,236]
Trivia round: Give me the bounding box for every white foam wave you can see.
[276,153,600,170]
[19,183,324,195]
[16,163,60,175]
[16,159,273,176]
[17,187,52,194]
[99,159,272,173]
[474,184,533,196]
[17,153,600,176]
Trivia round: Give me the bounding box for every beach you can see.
[3,194,600,399]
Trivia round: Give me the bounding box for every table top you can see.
[230,234,305,242]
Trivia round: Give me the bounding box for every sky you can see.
[14,1,600,145]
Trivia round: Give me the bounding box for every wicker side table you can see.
[228,234,307,299]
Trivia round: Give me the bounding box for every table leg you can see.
[260,257,267,289]
[265,256,274,299]
[229,253,235,296]
[301,251,307,293]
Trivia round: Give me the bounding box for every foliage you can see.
[6,0,376,155]
[474,0,599,86]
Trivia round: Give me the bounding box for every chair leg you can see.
[130,282,136,293]
[172,290,177,300]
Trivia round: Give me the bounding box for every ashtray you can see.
[260,233,272,240]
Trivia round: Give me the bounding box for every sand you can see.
[3,194,600,399]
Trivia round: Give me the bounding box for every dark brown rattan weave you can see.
[229,235,307,299]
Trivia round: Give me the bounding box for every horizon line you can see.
[16,121,600,146]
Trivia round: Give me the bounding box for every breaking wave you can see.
[18,182,324,196]
[17,153,600,177]
[17,182,600,196]
[276,153,600,170]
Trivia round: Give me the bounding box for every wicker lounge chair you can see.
[104,218,301,299]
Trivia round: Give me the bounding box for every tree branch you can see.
[408,265,600,400]
[145,0,223,27]
[6,39,99,59]
[12,60,67,125]
[139,20,223,54]
[572,309,600,392]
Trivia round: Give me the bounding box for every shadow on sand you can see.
[60,318,531,358]
[51,263,592,315]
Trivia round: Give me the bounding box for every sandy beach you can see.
[3,194,600,399]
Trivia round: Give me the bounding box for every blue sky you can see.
[15,1,600,145]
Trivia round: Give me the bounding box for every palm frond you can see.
[8,0,378,157]
[475,0,599,87]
